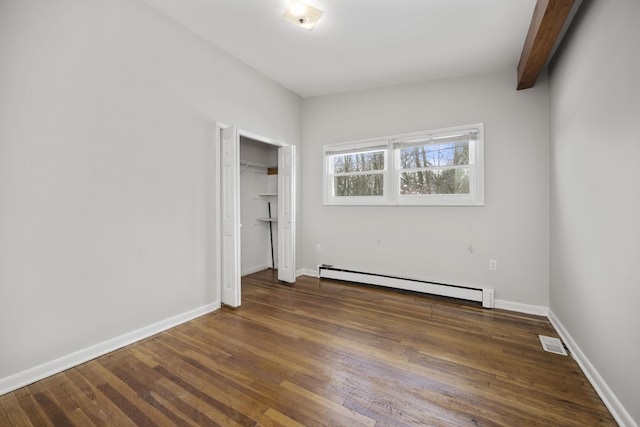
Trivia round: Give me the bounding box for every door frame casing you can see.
[214,122,295,306]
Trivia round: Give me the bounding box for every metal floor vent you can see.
[539,335,568,356]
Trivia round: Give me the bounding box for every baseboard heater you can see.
[318,265,495,308]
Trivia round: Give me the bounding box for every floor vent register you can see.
[539,335,568,356]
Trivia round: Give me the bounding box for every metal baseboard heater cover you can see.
[318,265,495,308]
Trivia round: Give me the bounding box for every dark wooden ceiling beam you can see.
[517,0,575,90]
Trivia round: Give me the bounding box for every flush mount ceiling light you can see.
[283,1,323,31]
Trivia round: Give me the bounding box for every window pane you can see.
[333,150,385,173]
[399,142,469,169]
[334,174,384,197]
[399,168,469,195]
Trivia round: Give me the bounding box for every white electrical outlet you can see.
[316,243,322,252]
[489,259,498,270]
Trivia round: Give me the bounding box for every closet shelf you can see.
[257,218,278,222]
[240,160,277,169]
[257,193,278,197]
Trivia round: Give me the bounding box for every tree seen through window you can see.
[333,150,384,197]
[399,142,469,195]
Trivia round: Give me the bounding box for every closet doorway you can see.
[219,125,296,308]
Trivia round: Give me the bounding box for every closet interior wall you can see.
[239,136,279,276]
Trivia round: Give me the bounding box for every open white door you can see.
[221,126,241,307]
[278,145,296,283]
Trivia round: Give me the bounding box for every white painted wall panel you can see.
[549,0,640,424]
[0,0,300,380]
[302,70,550,306]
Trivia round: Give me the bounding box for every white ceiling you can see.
[141,0,538,98]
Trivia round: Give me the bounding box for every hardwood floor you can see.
[0,270,615,426]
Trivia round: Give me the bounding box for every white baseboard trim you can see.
[549,310,637,427]
[494,299,549,316]
[242,264,270,276]
[0,301,220,396]
[298,268,318,278]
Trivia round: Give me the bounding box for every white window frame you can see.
[323,139,391,205]
[323,124,484,206]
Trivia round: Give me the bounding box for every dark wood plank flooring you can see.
[0,270,615,426]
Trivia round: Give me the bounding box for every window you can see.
[324,140,391,205]
[332,149,385,197]
[323,124,484,206]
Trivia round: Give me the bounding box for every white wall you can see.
[302,70,550,307]
[0,0,301,381]
[549,0,640,424]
